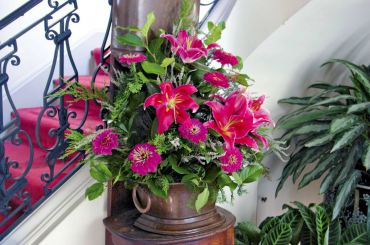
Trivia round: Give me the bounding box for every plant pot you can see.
[111,0,200,60]
[132,183,226,235]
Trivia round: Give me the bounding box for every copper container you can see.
[132,183,226,235]
[111,0,200,60]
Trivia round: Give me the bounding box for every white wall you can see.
[226,0,370,223]
[218,0,310,223]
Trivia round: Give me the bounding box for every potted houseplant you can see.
[235,202,369,245]
[276,59,370,222]
[61,0,274,235]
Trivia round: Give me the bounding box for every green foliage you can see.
[85,183,104,201]
[277,59,370,219]
[195,186,209,212]
[205,21,225,45]
[235,202,370,245]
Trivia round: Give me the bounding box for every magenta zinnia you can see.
[204,72,229,88]
[219,147,243,173]
[213,49,238,66]
[92,129,119,155]
[128,143,161,176]
[178,119,207,143]
[119,53,147,65]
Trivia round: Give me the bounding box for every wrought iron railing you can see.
[0,0,234,240]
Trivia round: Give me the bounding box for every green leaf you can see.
[261,223,292,245]
[332,171,361,219]
[233,56,244,70]
[203,165,221,183]
[362,142,370,170]
[240,164,264,183]
[195,187,209,212]
[232,172,243,185]
[326,219,341,245]
[325,59,370,97]
[141,12,155,38]
[294,202,316,237]
[304,134,333,147]
[116,33,144,47]
[234,74,250,87]
[299,153,337,189]
[330,115,360,134]
[347,102,370,114]
[90,166,108,183]
[330,124,366,152]
[236,221,262,243]
[261,217,281,234]
[282,123,329,141]
[277,106,346,129]
[147,177,169,199]
[171,161,191,175]
[205,21,225,45]
[96,163,112,178]
[315,205,330,245]
[309,95,355,107]
[141,61,165,75]
[339,223,368,244]
[85,183,104,200]
[278,96,323,105]
[217,173,237,191]
[160,57,175,67]
[333,144,362,187]
[319,167,341,194]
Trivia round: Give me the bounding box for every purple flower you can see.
[128,143,161,176]
[92,129,119,155]
[213,50,239,66]
[219,147,243,173]
[178,119,207,143]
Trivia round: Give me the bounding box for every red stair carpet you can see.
[0,48,108,234]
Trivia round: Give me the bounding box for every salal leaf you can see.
[339,223,368,244]
[195,187,209,212]
[362,142,370,170]
[141,61,165,75]
[85,183,104,200]
[347,102,370,114]
[299,153,337,189]
[330,115,360,134]
[160,57,175,67]
[116,33,144,47]
[332,171,361,219]
[261,223,292,245]
[309,95,355,107]
[315,205,330,245]
[240,164,265,183]
[278,106,346,129]
[331,124,366,152]
[147,177,169,199]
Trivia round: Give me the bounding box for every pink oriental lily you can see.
[205,91,271,150]
[144,82,199,133]
[160,30,207,63]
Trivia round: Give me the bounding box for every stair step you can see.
[54,75,110,112]
[14,105,102,148]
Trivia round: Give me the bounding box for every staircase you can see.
[1,48,106,235]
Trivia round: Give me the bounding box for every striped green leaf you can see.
[315,205,330,245]
[309,95,355,107]
[362,142,370,170]
[330,115,360,134]
[331,124,366,152]
[261,223,292,245]
[339,223,368,244]
[304,134,333,148]
[347,102,370,114]
[333,171,361,219]
[282,123,329,141]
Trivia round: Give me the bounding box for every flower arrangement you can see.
[63,3,274,211]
